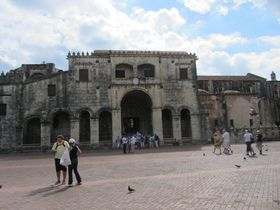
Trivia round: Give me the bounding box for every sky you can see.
[0,0,280,79]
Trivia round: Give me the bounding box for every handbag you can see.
[60,149,71,167]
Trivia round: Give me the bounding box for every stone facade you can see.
[0,50,207,149]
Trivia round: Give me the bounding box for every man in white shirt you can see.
[244,130,255,156]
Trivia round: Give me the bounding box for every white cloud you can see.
[0,0,279,80]
[257,35,280,47]
[182,0,216,14]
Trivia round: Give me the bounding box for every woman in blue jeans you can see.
[68,138,82,186]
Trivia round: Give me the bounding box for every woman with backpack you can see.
[51,135,70,185]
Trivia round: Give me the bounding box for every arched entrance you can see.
[181,109,192,138]
[99,110,112,145]
[51,111,70,142]
[79,111,90,143]
[23,118,41,145]
[121,90,152,135]
[162,109,173,138]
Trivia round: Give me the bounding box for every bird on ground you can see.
[203,153,206,156]
[265,149,268,152]
[243,157,246,160]
[128,186,135,193]
[235,165,241,168]
[0,185,2,189]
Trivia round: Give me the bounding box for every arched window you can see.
[137,64,155,78]
[115,63,133,79]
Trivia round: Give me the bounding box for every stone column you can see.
[112,109,122,144]
[152,107,163,143]
[41,120,51,147]
[70,116,79,141]
[90,117,99,145]
[172,114,181,143]
[190,113,201,143]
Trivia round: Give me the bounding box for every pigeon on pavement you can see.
[235,165,241,168]
[128,186,135,193]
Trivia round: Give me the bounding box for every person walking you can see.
[244,129,256,156]
[213,129,222,155]
[256,130,263,155]
[51,135,70,185]
[68,138,82,186]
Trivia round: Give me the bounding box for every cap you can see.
[69,138,76,144]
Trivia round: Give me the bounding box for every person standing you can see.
[154,133,159,148]
[256,130,263,155]
[213,129,222,155]
[68,138,82,186]
[51,135,70,185]
[244,129,256,156]
[122,136,128,154]
[130,135,136,153]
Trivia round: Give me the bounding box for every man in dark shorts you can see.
[51,135,70,185]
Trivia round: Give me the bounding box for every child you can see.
[68,138,82,186]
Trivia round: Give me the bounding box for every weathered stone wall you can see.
[0,85,18,148]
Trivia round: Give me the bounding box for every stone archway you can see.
[51,111,70,142]
[121,90,152,135]
[181,109,192,138]
[99,110,112,145]
[79,111,90,143]
[162,109,173,138]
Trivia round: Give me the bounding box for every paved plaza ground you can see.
[1,142,280,210]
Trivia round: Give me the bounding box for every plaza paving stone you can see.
[0,142,280,210]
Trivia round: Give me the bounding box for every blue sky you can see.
[0,0,280,79]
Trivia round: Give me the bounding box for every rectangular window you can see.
[230,119,234,127]
[115,69,125,78]
[179,68,188,80]
[79,69,89,82]
[0,104,7,116]
[48,84,56,97]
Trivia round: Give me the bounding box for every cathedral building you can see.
[0,50,208,149]
[0,50,279,150]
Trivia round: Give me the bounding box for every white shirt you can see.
[244,132,252,143]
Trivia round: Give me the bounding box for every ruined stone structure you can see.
[198,73,280,142]
[0,50,208,150]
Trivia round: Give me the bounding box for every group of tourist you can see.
[51,135,82,186]
[114,132,160,154]
[212,128,264,156]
